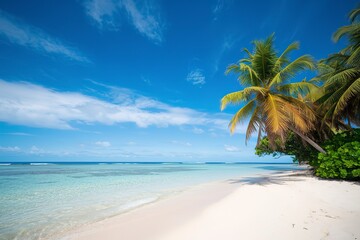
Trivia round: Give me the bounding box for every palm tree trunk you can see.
[289,126,326,154]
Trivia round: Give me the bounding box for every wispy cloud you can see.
[95,141,111,147]
[186,69,206,86]
[0,79,235,131]
[224,144,240,152]
[0,10,89,62]
[0,146,21,152]
[192,127,204,134]
[29,146,44,155]
[170,140,191,147]
[85,0,120,30]
[84,0,164,43]
[141,76,152,85]
[212,0,233,21]
[214,35,238,73]
[2,132,33,136]
[213,0,224,20]
[122,0,163,43]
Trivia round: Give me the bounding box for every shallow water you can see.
[0,162,303,239]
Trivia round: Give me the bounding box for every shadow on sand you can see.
[227,171,312,186]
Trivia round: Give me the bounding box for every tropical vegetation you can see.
[222,7,360,180]
[221,34,325,153]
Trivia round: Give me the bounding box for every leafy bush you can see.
[314,130,360,180]
[256,129,360,180]
[255,133,317,164]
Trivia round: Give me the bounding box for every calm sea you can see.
[0,162,303,239]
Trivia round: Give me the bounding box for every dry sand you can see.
[62,171,360,240]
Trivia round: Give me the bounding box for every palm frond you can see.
[269,55,314,87]
[225,63,240,75]
[229,99,256,133]
[333,24,360,42]
[239,58,252,64]
[245,106,261,143]
[221,86,267,110]
[347,45,360,65]
[318,84,348,117]
[274,42,299,70]
[322,53,349,67]
[243,48,253,58]
[252,35,277,81]
[239,63,260,86]
[277,95,316,122]
[349,7,360,22]
[263,94,288,134]
[277,81,317,96]
[333,78,360,118]
[304,85,325,102]
[324,67,359,86]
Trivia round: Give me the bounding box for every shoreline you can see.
[60,170,360,240]
[59,173,242,240]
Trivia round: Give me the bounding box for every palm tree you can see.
[333,7,360,66]
[221,34,325,153]
[316,7,360,127]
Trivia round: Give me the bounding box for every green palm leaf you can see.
[277,81,317,96]
[324,67,359,86]
[349,7,360,22]
[269,55,315,87]
[239,63,260,85]
[347,45,360,65]
[225,63,241,75]
[221,34,324,153]
[333,24,359,42]
[333,78,360,118]
[274,42,299,70]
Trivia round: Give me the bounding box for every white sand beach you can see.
[63,171,360,240]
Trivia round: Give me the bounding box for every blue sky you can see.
[0,0,357,162]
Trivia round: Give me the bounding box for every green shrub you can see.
[256,129,360,180]
[255,133,317,164]
[314,130,360,180]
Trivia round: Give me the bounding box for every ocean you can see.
[0,162,303,239]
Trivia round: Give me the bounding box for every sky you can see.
[0,0,357,163]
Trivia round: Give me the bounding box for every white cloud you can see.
[0,146,21,152]
[95,141,111,147]
[192,127,204,134]
[224,144,241,152]
[4,132,33,136]
[84,0,163,43]
[214,35,238,73]
[122,0,163,43]
[0,10,89,62]
[85,0,120,29]
[212,0,233,21]
[0,79,235,131]
[213,0,224,20]
[171,140,191,147]
[186,69,206,86]
[141,76,151,85]
[29,146,45,154]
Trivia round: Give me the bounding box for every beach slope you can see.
[63,172,360,240]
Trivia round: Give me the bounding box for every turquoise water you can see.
[0,162,303,239]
